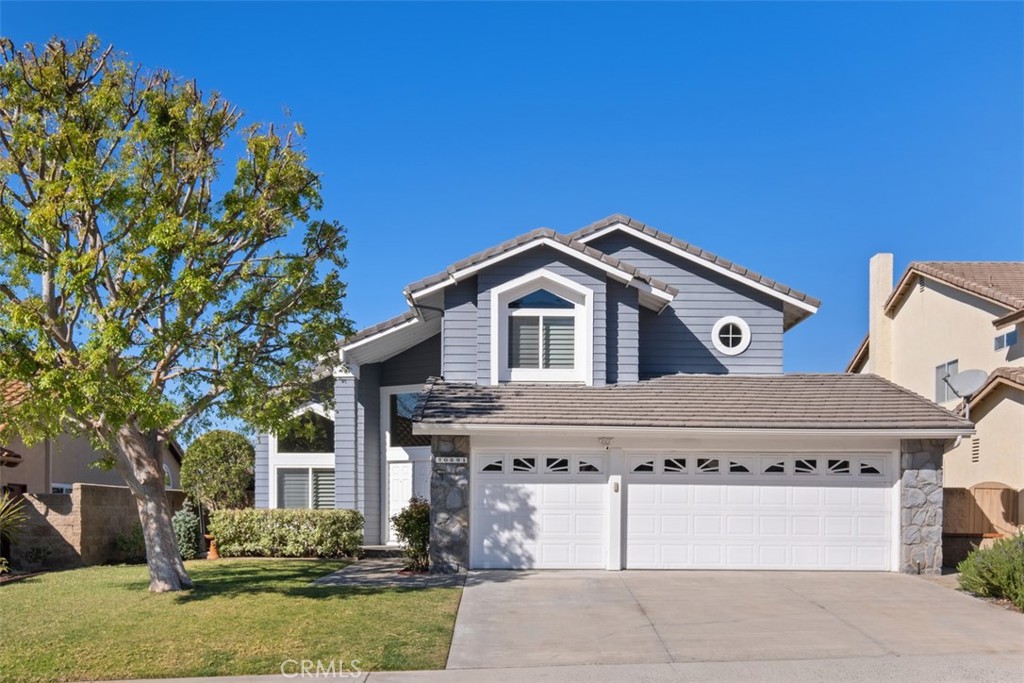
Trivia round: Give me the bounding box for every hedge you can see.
[208,508,364,558]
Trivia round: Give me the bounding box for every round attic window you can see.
[711,316,751,356]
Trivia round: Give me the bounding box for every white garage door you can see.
[471,453,608,569]
[626,454,894,571]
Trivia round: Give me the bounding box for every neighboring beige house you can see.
[0,380,182,497]
[848,256,1023,562]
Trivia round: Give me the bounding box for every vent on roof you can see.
[971,438,981,463]
[918,276,925,293]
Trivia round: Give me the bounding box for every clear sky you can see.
[4,1,1022,373]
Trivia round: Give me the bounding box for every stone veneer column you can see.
[899,438,946,574]
[429,435,470,573]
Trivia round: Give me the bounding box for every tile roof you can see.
[965,366,1024,412]
[571,214,822,308]
[402,228,679,300]
[886,261,1024,313]
[342,310,420,346]
[413,374,972,432]
[0,380,29,409]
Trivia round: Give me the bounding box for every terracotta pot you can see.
[204,534,220,560]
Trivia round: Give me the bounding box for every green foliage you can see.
[0,34,352,447]
[957,533,1024,610]
[24,545,52,566]
[208,508,363,558]
[172,506,200,561]
[114,525,147,564]
[180,430,254,510]
[390,497,430,571]
[0,491,27,545]
[0,556,8,575]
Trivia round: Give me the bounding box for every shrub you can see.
[957,532,1024,610]
[391,497,430,571]
[172,505,201,560]
[208,508,363,558]
[114,524,147,564]
[180,430,255,511]
[0,491,27,544]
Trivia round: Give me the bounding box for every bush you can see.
[172,505,201,560]
[208,508,363,558]
[391,497,430,571]
[957,532,1024,610]
[114,524,146,564]
[180,430,255,510]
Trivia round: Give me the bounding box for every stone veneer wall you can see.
[10,483,185,569]
[900,439,946,575]
[429,435,470,573]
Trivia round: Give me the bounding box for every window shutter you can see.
[509,316,540,368]
[543,316,575,368]
[277,468,309,509]
[312,469,335,509]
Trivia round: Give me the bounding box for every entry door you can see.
[625,454,894,571]
[471,453,609,569]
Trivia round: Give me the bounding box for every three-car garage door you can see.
[469,451,895,571]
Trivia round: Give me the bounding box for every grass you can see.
[0,559,463,682]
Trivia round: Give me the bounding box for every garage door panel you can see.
[625,454,894,571]
[471,474,607,570]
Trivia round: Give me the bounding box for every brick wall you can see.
[10,484,185,569]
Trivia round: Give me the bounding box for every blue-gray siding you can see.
[443,278,478,382]
[334,374,358,509]
[253,434,269,508]
[590,232,784,376]
[475,246,608,385]
[380,334,441,387]
[356,363,382,543]
[606,283,639,383]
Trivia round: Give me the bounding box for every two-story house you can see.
[256,215,971,574]
[847,255,1023,562]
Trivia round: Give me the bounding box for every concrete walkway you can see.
[311,558,464,588]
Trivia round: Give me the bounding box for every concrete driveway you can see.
[447,570,1024,670]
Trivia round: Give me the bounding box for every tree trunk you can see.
[112,423,193,592]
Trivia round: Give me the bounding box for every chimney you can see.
[868,253,894,378]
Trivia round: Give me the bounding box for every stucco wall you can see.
[944,384,1024,511]
[887,281,1023,408]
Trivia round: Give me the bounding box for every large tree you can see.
[0,37,351,591]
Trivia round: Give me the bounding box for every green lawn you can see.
[0,559,462,682]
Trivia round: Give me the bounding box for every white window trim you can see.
[711,315,751,356]
[489,269,594,385]
[272,465,335,509]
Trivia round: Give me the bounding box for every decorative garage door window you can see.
[628,455,888,478]
[478,454,606,475]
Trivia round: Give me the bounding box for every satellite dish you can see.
[946,369,988,398]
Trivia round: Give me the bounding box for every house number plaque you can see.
[436,456,468,464]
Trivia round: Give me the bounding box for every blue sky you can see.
[5,1,1022,373]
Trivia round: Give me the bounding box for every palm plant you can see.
[0,490,27,544]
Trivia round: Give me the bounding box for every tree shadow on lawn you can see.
[164,559,456,604]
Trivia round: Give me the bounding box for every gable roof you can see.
[402,227,678,308]
[963,366,1024,412]
[884,261,1024,317]
[571,214,821,329]
[846,334,870,373]
[413,373,972,435]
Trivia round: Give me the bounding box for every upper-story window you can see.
[508,289,576,371]
[935,359,958,403]
[711,316,752,356]
[491,269,593,384]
